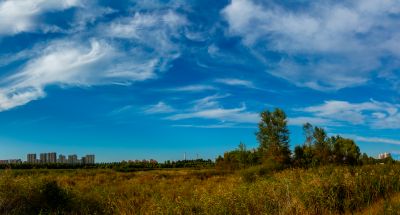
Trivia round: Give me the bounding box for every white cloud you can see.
[0,47,43,67]
[0,0,81,35]
[0,39,111,111]
[191,94,230,110]
[109,105,135,116]
[297,100,400,129]
[144,102,175,114]
[166,105,258,123]
[106,10,186,39]
[101,10,185,62]
[167,85,217,92]
[341,134,400,145]
[214,78,255,88]
[162,93,259,124]
[0,38,164,111]
[172,123,252,129]
[222,0,400,90]
[0,87,45,112]
[0,6,188,111]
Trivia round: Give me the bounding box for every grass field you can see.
[1,165,400,214]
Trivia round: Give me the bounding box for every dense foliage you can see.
[257,108,291,165]
[216,108,394,170]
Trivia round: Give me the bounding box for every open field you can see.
[1,165,400,214]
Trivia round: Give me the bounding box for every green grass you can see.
[1,165,400,214]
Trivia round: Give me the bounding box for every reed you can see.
[1,165,400,214]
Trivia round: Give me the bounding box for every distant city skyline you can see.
[0,0,399,162]
[1,151,398,163]
[0,152,95,164]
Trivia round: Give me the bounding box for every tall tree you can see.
[312,126,331,164]
[237,142,248,167]
[293,123,317,168]
[256,108,291,165]
[303,123,314,146]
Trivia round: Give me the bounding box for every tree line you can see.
[1,108,393,171]
[216,108,394,170]
[0,159,214,171]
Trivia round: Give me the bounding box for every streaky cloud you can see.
[0,4,189,112]
[295,99,400,129]
[144,102,176,114]
[166,85,217,92]
[214,78,255,88]
[166,105,258,124]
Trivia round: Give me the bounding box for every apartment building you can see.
[27,154,37,163]
[58,154,67,163]
[378,152,391,159]
[68,154,78,164]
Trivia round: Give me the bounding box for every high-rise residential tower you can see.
[68,154,78,164]
[58,154,67,163]
[47,152,57,163]
[84,155,95,164]
[27,153,37,163]
[40,153,47,163]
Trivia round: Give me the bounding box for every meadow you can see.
[1,164,400,214]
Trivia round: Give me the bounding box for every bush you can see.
[37,180,71,213]
[240,165,272,183]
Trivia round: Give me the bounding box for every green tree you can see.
[293,145,305,167]
[303,122,314,146]
[292,123,317,168]
[256,108,291,165]
[215,143,260,170]
[312,126,331,164]
[331,136,360,165]
[237,142,248,168]
[360,153,372,165]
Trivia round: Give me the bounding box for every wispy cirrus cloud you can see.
[222,0,400,90]
[164,93,258,124]
[0,5,189,112]
[337,134,400,146]
[0,39,162,111]
[172,123,252,129]
[191,94,230,110]
[166,85,217,92]
[214,78,255,88]
[99,10,185,68]
[103,10,186,40]
[144,102,175,114]
[353,136,400,145]
[166,105,258,124]
[0,39,112,111]
[295,99,400,129]
[141,93,259,126]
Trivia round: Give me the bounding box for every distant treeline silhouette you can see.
[0,159,214,171]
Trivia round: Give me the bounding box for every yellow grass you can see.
[1,165,400,214]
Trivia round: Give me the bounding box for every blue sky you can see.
[0,0,400,162]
